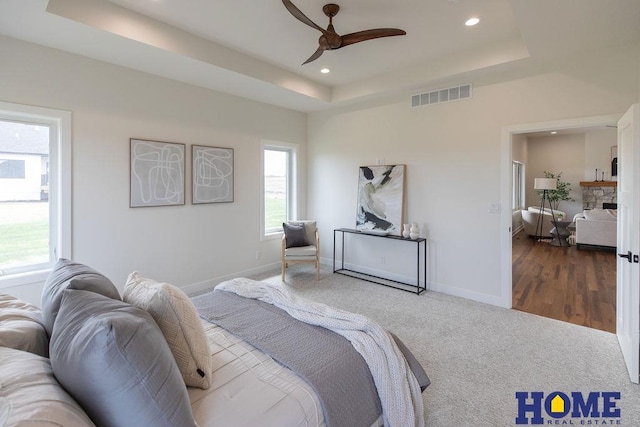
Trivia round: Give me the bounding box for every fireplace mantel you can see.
[579,181,617,187]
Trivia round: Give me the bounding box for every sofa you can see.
[573,208,617,251]
[521,206,566,238]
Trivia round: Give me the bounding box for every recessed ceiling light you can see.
[551,131,558,134]
[320,68,331,74]
[465,17,480,26]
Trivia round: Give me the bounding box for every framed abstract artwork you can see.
[192,145,234,204]
[130,139,185,207]
[356,164,405,235]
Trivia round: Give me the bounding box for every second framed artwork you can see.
[192,145,234,204]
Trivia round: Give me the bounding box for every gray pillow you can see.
[49,289,196,427]
[41,258,121,336]
[283,222,309,248]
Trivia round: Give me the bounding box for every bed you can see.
[190,320,332,426]
[189,278,430,427]
[0,260,428,427]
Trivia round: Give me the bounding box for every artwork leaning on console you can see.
[356,164,405,235]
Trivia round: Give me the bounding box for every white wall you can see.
[512,134,527,164]
[526,134,585,219]
[308,44,639,305]
[0,36,307,300]
[584,129,617,182]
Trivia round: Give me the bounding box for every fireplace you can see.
[579,181,617,210]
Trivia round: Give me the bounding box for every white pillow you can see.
[0,346,95,426]
[584,208,617,221]
[0,294,49,357]
[123,272,212,389]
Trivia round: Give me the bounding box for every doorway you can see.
[500,114,621,332]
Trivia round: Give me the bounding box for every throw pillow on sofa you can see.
[0,293,49,357]
[0,346,95,426]
[49,289,197,427]
[583,208,617,221]
[124,271,212,390]
[41,258,121,336]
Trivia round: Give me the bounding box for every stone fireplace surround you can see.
[580,181,617,210]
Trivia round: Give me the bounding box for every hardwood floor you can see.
[512,231,617,333]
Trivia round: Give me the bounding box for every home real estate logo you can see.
[515,391,621,425]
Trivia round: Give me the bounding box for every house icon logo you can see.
[550,394,565,415]
[515,391,622,425]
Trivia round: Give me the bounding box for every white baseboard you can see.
[182,262,281,296]
[201,258,505,309]
[322,257,426,286]
[322,256,505,308]
[424,280,507,307]
[512,224,524,236]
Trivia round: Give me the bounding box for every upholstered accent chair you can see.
[521,206,567,238]
[281,220,320,281]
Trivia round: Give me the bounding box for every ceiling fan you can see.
[282,0,406,65]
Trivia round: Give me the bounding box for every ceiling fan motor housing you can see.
[320,31,342,50]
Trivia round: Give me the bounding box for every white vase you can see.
[402,224,410,238]
[409,223,419,239]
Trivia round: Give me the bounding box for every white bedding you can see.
[189,320,383,427]
[217,278,424,427]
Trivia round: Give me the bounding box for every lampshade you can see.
[534,178,557,190]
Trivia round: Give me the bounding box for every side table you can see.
[549,220,572,247]
[333,228,426,295]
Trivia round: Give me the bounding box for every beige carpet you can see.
[208,266,640,426]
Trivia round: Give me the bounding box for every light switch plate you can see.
[488,203,502,214]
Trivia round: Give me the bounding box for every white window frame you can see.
[0,101,71,288]
[260,140,298,240]
[512,160,525,211]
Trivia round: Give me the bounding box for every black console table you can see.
[333,228,427,295]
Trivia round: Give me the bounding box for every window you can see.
[0,159,26,179]
[0,102,71,286]
[261,141,297,238]
[512,161,525,210]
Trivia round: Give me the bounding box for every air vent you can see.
[411,84,472,108]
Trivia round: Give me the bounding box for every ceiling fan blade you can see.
[340,28,406,48]
[282,0,328,35]
[302,47,325,65]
